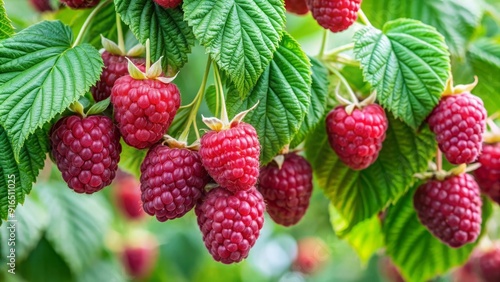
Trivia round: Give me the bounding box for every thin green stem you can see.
[179,57,212,142]
[116,14,125,54]
[357,9,372,27]
[145,39,151,72]
[436,148,443,172]
[335,54,360,67]
[213,63,229,124]
[323,43,355,59]
[326,64,359,105]
[72,0,111,47]
[317,29,329,58]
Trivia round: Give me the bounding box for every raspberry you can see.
[140,144,208,221]
[413,173,482,248]
[474,143,500,204]
[428,93,486,164]
[195,187,265,264]
[308,0,362,33]
[471,245,500,282]
[50,115,121,194]
[153,0,182,9]
[113,172,146,220]
[61,0,100,9]
[285,0,309,15]
[200,122,260,192]
[121,233,158,279]
[111,76,181,149]
[325,104,388,170]
[29,0,53,12]
[91,52,146,102]
[258,153,313,226]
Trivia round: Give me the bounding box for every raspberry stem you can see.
[145,39,151,73]
[326,64,360,106]
[213,63,229,125]
[72,0,112,47]
[436,148,443,172]
[116,14,126,54]
[317,29,329,59]
[178,57,212,142]
[323,43,354,60]
[357,9,372,27]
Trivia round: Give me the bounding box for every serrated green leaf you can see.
[329,205,383,263]
[0,126,49,222]
[305,114,436,231]
[227,33,311,164]
[77,258,126,282]
[354,19,450,129]
[39,182,111,273]
[384,189,492,282]
[290,57,328,148]
[361,0,482,57]
[0,0,13,40]
[115,0,195,73]
[0,20,103,158]
[467,38,500,114]
[83,2,118,48]
[183,0,286,96]
[205,85,218,116]
[118,141,147,179]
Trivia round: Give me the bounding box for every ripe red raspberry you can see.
[474,143,500,204]
[153,0,182,9]
[471,245,500,282]
[121,233,158,279]
[50,115,121,194]
[200,122,260,192]
[285,0,309,15]
[111,76,180,149]
[325,104,388,170]
[195,187,265,264]
[428,93,486,164]
[308,0,362,33]
[140,144,208,221]
[413,174,482,248]
[91,52,146,102]
[258,153,313,226]
[29,0,53,12]
[113,172,146,220]
[61,0,100,9]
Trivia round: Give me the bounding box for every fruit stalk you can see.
[72,0,112,47]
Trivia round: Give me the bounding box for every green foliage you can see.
[290,57,329,148]
[468,38,500,113]
[0,0,13,39]
[0,20,103,158]
[0,127,48,221]
[115,0,195,73]
[38,183,111,273]
[118,140,147,179]
[361,0,482,57]
[227,33,311,164]
[329,205,384,263]
[306,114,436,231]
[384,190,493,282]
[183,0,286,95]
[354,19,450,129]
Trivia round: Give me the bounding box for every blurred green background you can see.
[1,1,500,281]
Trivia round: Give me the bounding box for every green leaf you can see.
[467,38,500,114]
[204,85,219,116]
[115,0,195,73]
[227,33,311,164]
[361,0,482,57]
[77,258,126,282]
[86,97,110,116]
[0,0,13,40]
[183,0,286,95]
[354,19,450,129]
[305,114,436,231]
[39,182,111,273]
[118,141,147,179]
[290,57,328,148]
[384,189,492,282]
[83,1,118,48]
[0,126,49,221]
[329,205,383,263]
[0,20,103,158]
[5,196,48,261]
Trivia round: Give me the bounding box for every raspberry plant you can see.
[1,0,500,281]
